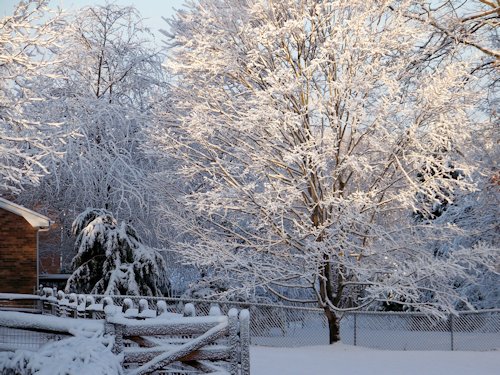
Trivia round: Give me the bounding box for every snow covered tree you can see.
[152,0,497,342]
[0,0,66,193]
[66,208,169,296]
[16,3,168,266]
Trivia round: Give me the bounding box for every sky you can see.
[0,0,186,40]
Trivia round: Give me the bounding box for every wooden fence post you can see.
[209,303,222,316]
[114,323,125,354]
[77,294,86,318]
[184,303,196,317]
[105,306,124,355]
[354,313,357,346]
[157,300,167,316]
[122,298,134,313]
[104,298,115,341]
[239,309,250,375]
[68,293,77,318]
[228,308,239,375]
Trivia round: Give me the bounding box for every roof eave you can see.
[0,197,53,229]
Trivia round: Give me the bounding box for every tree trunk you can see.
[324,307,340,344]
[318,256,341,344]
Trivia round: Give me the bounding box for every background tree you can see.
[152,0,497,342]
[66,208,169,296]
[404,0,499,306]
[16,3,168,268]
[0,0,66,194]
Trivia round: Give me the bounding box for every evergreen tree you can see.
[66,208,169,296]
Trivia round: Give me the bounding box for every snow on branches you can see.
[0,0,67,193]
[13,2,168,267]
[153,0,498,342]
[66,208,169,296]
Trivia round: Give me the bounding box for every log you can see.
[124,345,230,363]
[128,321,228,375]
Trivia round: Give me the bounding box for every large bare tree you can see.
[152,0,497,342]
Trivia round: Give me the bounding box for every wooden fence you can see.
[0,290,250,374]
[106,307,250,374]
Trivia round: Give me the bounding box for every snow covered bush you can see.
[433,182,500,310]
[65,208,169,296]
[0,336,123,375]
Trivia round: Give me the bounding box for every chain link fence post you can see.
[353,313,357,346]
[450,314,454,351]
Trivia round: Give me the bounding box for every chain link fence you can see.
[88,295,500,350]
[0,327,68,351]
[339,309,500,351]
[2,291,499,351]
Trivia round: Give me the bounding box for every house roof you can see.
[0,197,53,229]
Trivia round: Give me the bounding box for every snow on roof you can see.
[0,293,41,300]
[0,197,53,229]
[39,274,71,280]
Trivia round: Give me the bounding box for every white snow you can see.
[0,336,123,375]
[250,344,500,375]
[106,313,224,326]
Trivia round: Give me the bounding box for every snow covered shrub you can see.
[65,208,169,296]
[0,336,123,375]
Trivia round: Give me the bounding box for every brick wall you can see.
[39,225,62,274]
[0,208,37,294]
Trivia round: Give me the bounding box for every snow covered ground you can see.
[1,336,499,374]
[250,344,500,375]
